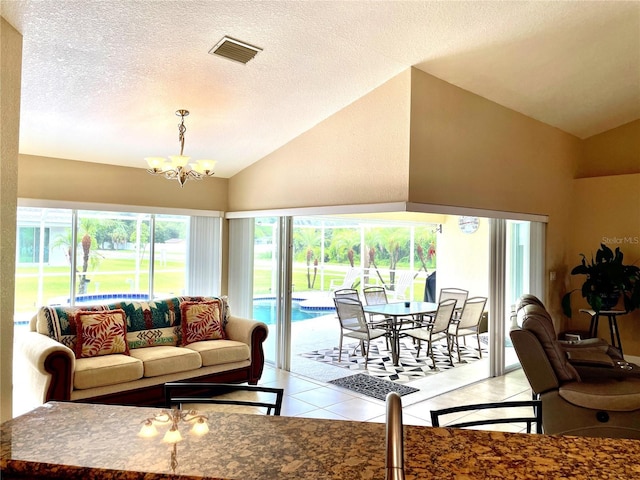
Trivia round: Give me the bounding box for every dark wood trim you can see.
[45,351,74,401]
[248,323,268,384]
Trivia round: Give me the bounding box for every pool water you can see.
[252,299,330,325]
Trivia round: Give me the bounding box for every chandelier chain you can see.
[177,111,187,156]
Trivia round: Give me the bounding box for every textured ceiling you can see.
[2,1,639,178]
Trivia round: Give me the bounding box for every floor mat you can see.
[328,373,419,400]
[300,338,487,384]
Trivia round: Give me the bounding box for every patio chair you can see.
[334,288,360,301]
[164,382,285,415]
[448,296,487,362]
[389,270,416,300]
[363,286,392,348]
[439,287,469,318]
[333,296,388,368]
[363,285,388,306]
[405,298,456,368]
[329,267,361,291]
[430,400,542,433]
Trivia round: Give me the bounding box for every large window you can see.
[14,206,221,325]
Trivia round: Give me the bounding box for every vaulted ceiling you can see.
[2,1,639,178]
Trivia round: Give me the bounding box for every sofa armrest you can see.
[225,315,269,384]
[16,331,75,404]
[225,315,267,344]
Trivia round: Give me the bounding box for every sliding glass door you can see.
[229,209,545,382]
[248,217,293,368]
[490,219,545,375]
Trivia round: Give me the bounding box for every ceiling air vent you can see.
[208,36,262,65]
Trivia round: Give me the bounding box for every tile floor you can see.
[257,362,534,433]
[12,309,534,432]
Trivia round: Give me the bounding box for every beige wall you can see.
[565,120,640,355]
[19,154,229,211]
[436,216,490,300]
[565,173,640,354]
[1,17,22,421]
[579,120,640,178]
[229,70,412,211]
[230,66,593,323]
[408,69,580,315]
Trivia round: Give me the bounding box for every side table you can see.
[579,309,628,355]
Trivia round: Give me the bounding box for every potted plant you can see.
[562,243,640,317]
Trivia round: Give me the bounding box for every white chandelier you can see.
[145,109,217,187]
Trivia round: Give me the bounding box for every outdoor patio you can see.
[286,309,492,404]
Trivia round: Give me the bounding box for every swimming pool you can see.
[14,294,332,328]
[252,298,333,325]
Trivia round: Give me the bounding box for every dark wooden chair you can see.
[164,382,284,415]
[430,399,542,433]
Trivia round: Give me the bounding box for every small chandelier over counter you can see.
[138,407,209,443]
[145,109,217,187]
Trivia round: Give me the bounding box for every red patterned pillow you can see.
[180,300,226,345]
[75,309,130,359]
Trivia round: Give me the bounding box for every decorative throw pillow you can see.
[75,309,130,359]
[180,300,226,345]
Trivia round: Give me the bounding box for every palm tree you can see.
[366,227,411,290]
[52,218,102,295]
[326,228,360,266]
[293,226,322,289]
[415,226,437,272]
[326,227,370,287]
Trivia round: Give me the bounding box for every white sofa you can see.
[17,296,268,406]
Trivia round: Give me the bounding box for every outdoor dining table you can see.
[362,301,438,366]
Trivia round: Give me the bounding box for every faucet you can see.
[385,392,405,480]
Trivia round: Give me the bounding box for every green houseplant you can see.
[562,243,640,318]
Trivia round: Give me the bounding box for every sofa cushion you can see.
[185,340,250,367]
[129,346,202,377]
[75,309,130,358]
[180,300,226,345]
[74,354,143,390]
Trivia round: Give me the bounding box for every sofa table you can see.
[2,401,640,479]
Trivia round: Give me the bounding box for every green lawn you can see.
[14,256,186,313]
[15,257,427,314]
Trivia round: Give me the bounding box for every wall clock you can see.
[458,216,479,234]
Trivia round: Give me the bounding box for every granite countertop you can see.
[2,401,640,479]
